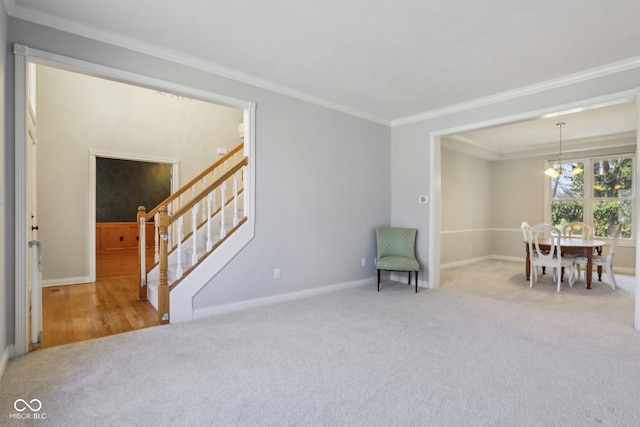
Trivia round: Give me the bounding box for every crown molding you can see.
[8,3,640,130]
[445,131,637,161]
[392,56,640,127]
[8,4,391,126]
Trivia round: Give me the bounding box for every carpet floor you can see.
[1,260,639,426]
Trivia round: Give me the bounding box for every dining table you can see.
[525,238,605,289]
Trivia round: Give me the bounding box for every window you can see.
[548,155,634,239]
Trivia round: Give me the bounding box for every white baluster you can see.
[176,216,184,279]
[220,181,227,239]
[154,213,160,263]
[191,204,199,265]
[206,192,213,252]
[233,171,239,226]
[212,170,217,214]
[201,178,207,223]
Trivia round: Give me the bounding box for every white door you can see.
[27,63,42,345]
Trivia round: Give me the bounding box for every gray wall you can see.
[1,1,8,362]
[5,18,391,331]
[392,72,640,283]
[36,65,243,282]
[441,149,636,272]
[440,147,493,265]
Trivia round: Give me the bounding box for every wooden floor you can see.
[32,249,158,351]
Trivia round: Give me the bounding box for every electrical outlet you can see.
[274,268,281,279]
[361,258,366,267]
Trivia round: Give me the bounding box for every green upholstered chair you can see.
[376,227,419,292]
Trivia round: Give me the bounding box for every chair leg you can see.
[377,269,380,291]
[607,263,617,290]
[415,271,418,293]
[568,265,576,288]
[530,267,534,288]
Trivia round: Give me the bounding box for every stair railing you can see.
[137,143,248,323]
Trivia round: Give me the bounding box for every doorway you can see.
[428,91,640,330]
[95,156,172,278]
[16,49,248,354]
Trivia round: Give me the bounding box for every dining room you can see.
[439,98,637,293]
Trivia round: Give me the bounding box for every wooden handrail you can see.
[145,148,248,325]
[169,157,248,222]
[145,142,244,220]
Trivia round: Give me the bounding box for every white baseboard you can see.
[193,278,372,320]
[613,266,635,275]
[43,276,92,287]
[386,272,430,289]
[441,255,637,276]
[0,345,13,381]
[491,255,523,263]
[441,255,493,270]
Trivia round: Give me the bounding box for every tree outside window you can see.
[593,157,632,238]
[550,162,584,231]
[549,156,633,239]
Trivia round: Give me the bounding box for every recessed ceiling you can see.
[446,100,638,160]
[7,0,640,124]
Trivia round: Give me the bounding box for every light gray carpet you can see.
[1,260,639,426]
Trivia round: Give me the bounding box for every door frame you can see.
[13,43,257,356]
[428,88,640,330]
[89,151,178,282]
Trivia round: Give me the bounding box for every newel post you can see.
[158,206,170,324]
[137,206,148,300]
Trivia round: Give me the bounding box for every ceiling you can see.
[446,99,638,160]
[5,0,640,151]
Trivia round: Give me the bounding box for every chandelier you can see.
[544,122,583,178]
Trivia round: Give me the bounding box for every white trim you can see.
[88,151,179,282]
[0,346,11,379]
[244,104,257,224]
[9,5,640,128]
[491,255,524,263]
[429,89,640,331]
[441,255,636,275]
[636,95,640,331]
[17,45,253,111]
[14,45,29,357]
[441,255,494,270]
[8,8,389,126]
[42,277,92,287]
[192,278,372,320]
[13,43,258,353]
[393,61,640,127]
[89,149,179,165]
[386,272,429,290]
[432,90,639,137]
[428,135,441,289]
[441,228,515,234]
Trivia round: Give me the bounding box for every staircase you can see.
[137,143,250,324]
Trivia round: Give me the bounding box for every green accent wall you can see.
[96,158,171,222]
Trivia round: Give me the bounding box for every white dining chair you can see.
[562,222,593,240]
[573,224,621,290]
[530,224,576,292]
[520,222,536,280]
